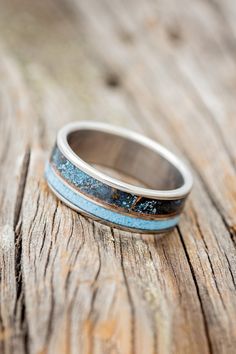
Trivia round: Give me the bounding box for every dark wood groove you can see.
[177,226,213,354]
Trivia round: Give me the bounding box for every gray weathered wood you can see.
[0,0,236,353]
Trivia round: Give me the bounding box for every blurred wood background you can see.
[0,0,236,353]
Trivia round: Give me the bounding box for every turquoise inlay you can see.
[45,164,179,232]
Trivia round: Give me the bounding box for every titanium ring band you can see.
[45,121,193,233]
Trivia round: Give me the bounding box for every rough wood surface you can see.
[0,0,236,353]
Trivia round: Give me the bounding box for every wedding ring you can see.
[45,121,193,233]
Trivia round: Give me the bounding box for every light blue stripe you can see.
[45,164,179,231]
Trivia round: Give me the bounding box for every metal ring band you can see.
[45,121,193,233]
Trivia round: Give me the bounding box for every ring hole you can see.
[68,130,184,191]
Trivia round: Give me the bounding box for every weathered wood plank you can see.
[0,0,235,353]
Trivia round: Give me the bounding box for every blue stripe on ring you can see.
[45,163,180,232]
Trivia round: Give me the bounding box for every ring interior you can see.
[67,130,184,191]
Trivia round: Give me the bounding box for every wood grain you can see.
[0,0,235,353]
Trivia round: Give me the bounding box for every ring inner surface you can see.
[68,130,184,191]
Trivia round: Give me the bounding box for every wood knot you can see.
[119,31,134,44]
[167,26,182,43]
[105,73,121,88]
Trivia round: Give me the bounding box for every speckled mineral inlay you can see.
[50,145,185,219]
[45,163,180,231]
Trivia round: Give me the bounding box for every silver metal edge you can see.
[57,121,193,200]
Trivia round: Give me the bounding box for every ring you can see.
[45,121,193,233]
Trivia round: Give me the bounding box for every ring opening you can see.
[67,130,184,191]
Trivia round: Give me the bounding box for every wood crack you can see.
[65,214,85,290]
[13,147,31,354]
[145,241,160,354]
[13,147,31,230]
[41,203,60,279]
[225,253,236,289]
[45,256,56,346]
[177,226,213,354]
[38,223,47,258]
[192,208,227,311]
[116,229,136,354]
[85,221,102,354]
[161,242,183,304]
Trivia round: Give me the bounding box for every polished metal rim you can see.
[57,121,193,200]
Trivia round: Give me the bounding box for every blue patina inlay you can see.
[133,197,184,215]
[50,145,185,217]
[45,163,180,231]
